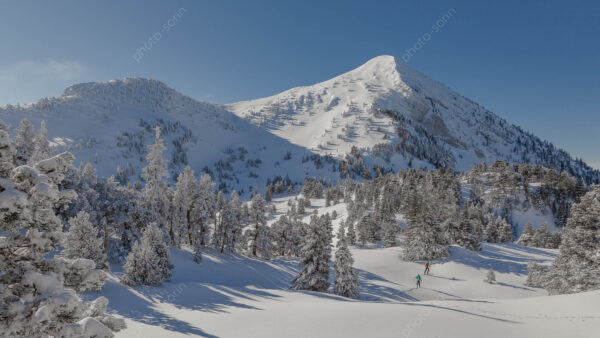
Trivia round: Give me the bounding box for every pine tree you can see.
[142,127,170,232]
[525,262,548,288]
[291,215,331,292]
[63,211,107,269]
[212,190,228,249]
[265,183,273,202]
[14,118,35,165]
[333,227,359,299]
[0,129,15,178]
[122,223,173,286]
[248,193,271,258]
[382,222,398,248]
[29,120,51,164]
[546,186,600,294]
[402,189,449,261]
[171,166,197,247]
[484,217,499,243]
[454,206,481,251]
[191,174,216,246]
[219,190,244,253]
[272,214,301,257]
[346,221,357,245]
[0,148,124,337]
[517,222,535,246]
[499,221,513,243]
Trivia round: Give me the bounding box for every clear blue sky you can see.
[1,0,598,168]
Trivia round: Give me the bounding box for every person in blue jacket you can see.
[416,274,422,288]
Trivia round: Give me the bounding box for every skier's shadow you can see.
[426,274,465,282]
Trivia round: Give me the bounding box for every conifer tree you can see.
[546,186,600,294]
[248,193,271,259]
[484,217,499,243]
[172,166,197,246]
[1,148,124,337]
[499,222,513,243]
[402,189,449,261]
[333,227,359,298]
[141,127,170,232]
[291,215,331,292]
[29,120,51,164]
[191,174,216,246]
[122,223,173,286]
[14,118,35,165]
[63,211,107,269]
[517,222,535,246]
[382,222,398,248]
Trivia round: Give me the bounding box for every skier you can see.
[424,261,430,275]
[416,274,422,288]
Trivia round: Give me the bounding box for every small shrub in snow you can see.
[484,269,496,284]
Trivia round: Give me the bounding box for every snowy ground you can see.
[80,196,599,338]
[82,241,600,338]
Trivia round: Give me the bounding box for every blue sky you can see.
[1,0,598,168]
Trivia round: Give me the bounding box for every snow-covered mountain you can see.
[228,55,599,183]
[0,78,335,194]
[0,56,597,192]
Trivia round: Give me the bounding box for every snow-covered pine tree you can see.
[0,148,124,337]
[272,214,301,257]
[63,211,107,269]
[517,222,534,246]
[484,216,499,243]
[0,129,15,178]
[171,165,197,247]
[141,127,170,233]
[525,262,548,288]
[402,189,449,261]
[29,120,51,164]
[14,118,35,165]
[248,193,271,259]
[499,221,513,243]
[333,227,359,299]
[191,174,216,246]
[212,190,228,249]
[530,222,550,247]
[265,183,273,202]
[122,222,173,286]
[217,190,244,253]
[454,205,481,251]
[291,215,331,292]
[546,186,600,294]
[382,222,398,248]
[346,221,357,245]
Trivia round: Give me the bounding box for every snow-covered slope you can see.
[82,194,600,338]
[93,241,599,338]
[1,56,598,192]
[0,78,336,194]
[228,55,599,182]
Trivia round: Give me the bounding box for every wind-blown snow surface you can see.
[87,197,599,338]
